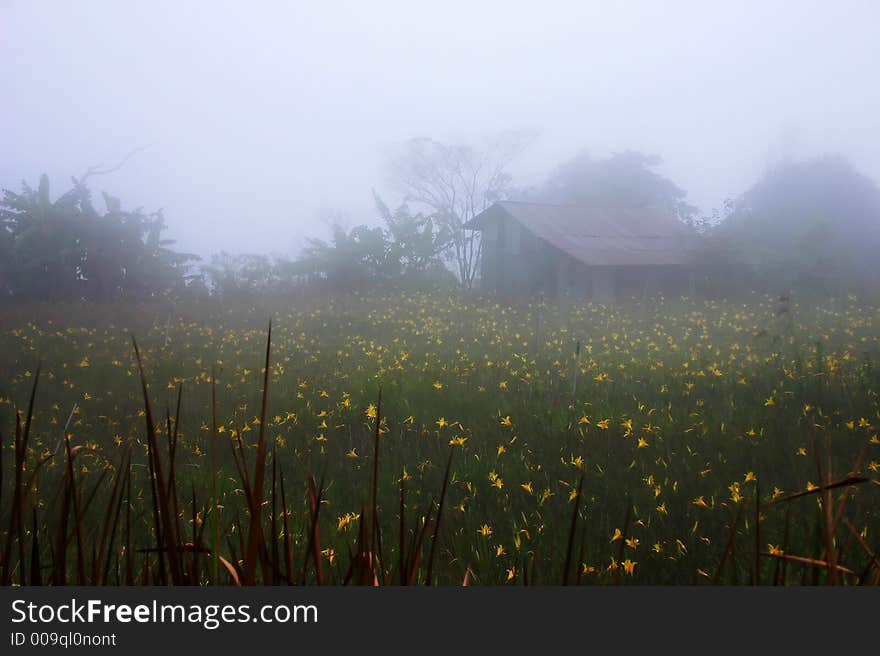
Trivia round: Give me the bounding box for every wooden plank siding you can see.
[476,206,693,301]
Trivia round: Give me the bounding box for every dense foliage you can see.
[714,156,880,292]
[529,150,698,225]
[0,175,198,301]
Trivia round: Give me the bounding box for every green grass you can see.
[1,290,879,585]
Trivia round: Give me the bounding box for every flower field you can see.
[1,291,879,585]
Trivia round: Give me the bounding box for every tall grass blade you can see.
[29,509,41,586]
[211,366,220,586]
[406,502,434,585]
[94,448,130,584]
[562,473,584,585]
[369,388,382,583]
[279,469,294,585]
[398,471,406,585]
[132,335,182,585]
[425,449,453,586]
[244,321,272,584]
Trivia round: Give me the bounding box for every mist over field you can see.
[2,1,879,259]
[1,3,880,589]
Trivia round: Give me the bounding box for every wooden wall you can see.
[478,215,690,301]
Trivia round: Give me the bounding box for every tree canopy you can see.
[716,155,880,291]
[386,133,532,288]
[298,197,451,290]
[0,175,199,301]
[532,150,697,224]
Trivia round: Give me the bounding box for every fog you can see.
[2,0,879,258]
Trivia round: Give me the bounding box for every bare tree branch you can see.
[386,132,534,288]
[76,144,154,185]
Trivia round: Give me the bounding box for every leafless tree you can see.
[387,131,533,289]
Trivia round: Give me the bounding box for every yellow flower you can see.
[637,438,649,448]
[521,481,533,494]
[729,482,743,504]
[768,544,784,556]
[764,397,775,407]
[365,404,377,419]
[610,528,622,543]
[449,436,467,447]
[692,496,708,508]
[495,545,505,557]
[622,559,637,575]
[496,444,506,456]
[337,512,360,530]
[436,417,448,428]
[432,381,443,390]
[478,524,493,537]
[744,471,757,483]
[597,419,610,430]
[500,415,513,427]
[346,448,358,459]
[578,415,591,425]
[625,537,639,549]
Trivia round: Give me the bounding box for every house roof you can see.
[465,201,697,267]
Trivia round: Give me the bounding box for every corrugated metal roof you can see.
[466,201,696,266]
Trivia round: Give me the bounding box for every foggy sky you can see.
[2,1,879,259]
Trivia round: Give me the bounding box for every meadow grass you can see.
[0,290,878,585]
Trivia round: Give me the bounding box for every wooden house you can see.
[464,201,697,301]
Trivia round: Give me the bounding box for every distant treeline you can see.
[2,149,879,302]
